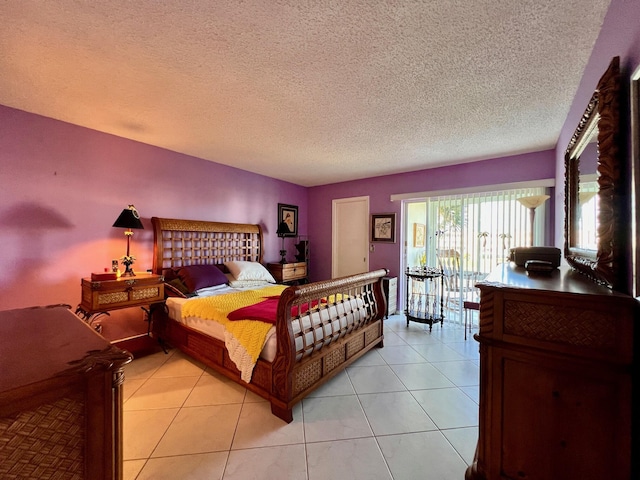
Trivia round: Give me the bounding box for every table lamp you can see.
[113,205,144,276]
[276,221,289,263]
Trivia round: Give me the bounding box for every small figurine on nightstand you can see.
[120,255,136,276]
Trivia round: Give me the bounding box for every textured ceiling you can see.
[0,1,611,187]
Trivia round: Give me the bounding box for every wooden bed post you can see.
[270,286,297,422]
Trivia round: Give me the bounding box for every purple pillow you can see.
[163,268,180,281]
[177,265,228,292]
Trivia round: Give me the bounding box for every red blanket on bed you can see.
[227,296,322,324]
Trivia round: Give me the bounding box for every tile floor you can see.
[122,313,480,479]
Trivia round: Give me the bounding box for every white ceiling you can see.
[0,1,611,187]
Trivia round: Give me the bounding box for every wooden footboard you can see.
[271,269,387,421]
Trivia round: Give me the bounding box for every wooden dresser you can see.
[466,264,636,480]
[0,306,132,479]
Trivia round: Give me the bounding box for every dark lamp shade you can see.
[276,221,289,236]
[113,206,144,230]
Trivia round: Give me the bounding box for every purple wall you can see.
[0,102,556,313]
[554,0,640,250]
[0,105,308,311]
[308,150,556,282]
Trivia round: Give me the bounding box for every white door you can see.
[332,196,369,278]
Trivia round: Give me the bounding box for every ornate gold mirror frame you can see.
[564,56,628,291]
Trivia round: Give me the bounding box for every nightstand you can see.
[76,273,164,335]
[267,262,307,284]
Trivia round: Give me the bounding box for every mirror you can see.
[564,56,629,292]
[577,178,598,250]
[576,130,599,250]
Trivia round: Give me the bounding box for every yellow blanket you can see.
[181,285,287,382]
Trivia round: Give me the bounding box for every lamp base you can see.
[279,250,287,264]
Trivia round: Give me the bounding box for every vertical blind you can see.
[406,185,549,323]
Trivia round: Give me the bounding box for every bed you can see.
[150,217,387,423]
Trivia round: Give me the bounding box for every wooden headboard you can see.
[151,217,263,274]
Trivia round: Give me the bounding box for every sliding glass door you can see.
[404,186,550,324]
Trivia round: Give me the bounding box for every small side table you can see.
[405,267,444,331]
[267,262,308,284]
[76,273,165,334]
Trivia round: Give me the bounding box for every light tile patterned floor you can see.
[122,314,479,480]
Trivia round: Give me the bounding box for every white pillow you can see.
[224,261,276,283]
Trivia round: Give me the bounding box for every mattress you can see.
[165,284,367,363]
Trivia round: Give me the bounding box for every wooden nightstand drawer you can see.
[281,262,307,281]
[268,262,307,283]
[80,274,164,314]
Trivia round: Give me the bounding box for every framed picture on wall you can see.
[371,213,396,243]
[277,203,298,237]
[413,223,426,247]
